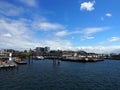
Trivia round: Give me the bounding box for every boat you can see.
[14,60,27,64]
[13,58,27,64]
[33,56,44,60]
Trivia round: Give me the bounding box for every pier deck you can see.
[0,63,17,68]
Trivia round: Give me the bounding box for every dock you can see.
[0,61,17,68]
[14,60,27,64]
[62,57,104,62]
[13,57,27,64]
[61,55,104,62]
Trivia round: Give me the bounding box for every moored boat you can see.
[33,56,44,60]
[13,58,27,64]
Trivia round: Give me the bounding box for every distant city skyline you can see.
[0,0,120,53]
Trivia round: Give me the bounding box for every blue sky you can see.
[0,0,120,53]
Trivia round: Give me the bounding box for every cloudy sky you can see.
[0,0,120,53]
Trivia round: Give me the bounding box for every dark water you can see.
[0,59,120,90]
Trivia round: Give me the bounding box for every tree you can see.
[22,52,30,58]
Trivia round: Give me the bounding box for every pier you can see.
[0,48,105,70]
[0,53,17,69]
[0,61,17,68]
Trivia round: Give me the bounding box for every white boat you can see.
[35,56,44,60]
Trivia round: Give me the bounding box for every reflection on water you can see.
[53,59,61,66]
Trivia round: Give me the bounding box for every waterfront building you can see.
[36,47,44,52]
[0,49,15,59]
[44,47,50,52]
[36,47,50,52]
[62,51,75,57]
[0,49,8,59]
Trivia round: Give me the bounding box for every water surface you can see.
[0,59,120,90]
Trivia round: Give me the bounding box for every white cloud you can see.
[100,36,120,45]
[81,36,94,41]
[38,39,72,50]
[54,27,108,44]
[0,18,35,49]
[82,27,108,35]
[75,46,120,54]
[106,13,112,17]
[80,27,109,40]
[0,17,71,50]
[0,1,24,16]
[55,31,68,37]
[34,22,64,31]
[55,27,108,42]
[19,0,37,7]
[101,13,112,21]
[0,18,119,53]
[80,1,95,11]
[2,33,12,38]
[86,36,94,39]
[55,30,82,37]
[109,37,120,42]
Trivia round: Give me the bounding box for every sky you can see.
[0,0,120,53]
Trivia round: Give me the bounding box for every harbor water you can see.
[0,59,120,90]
